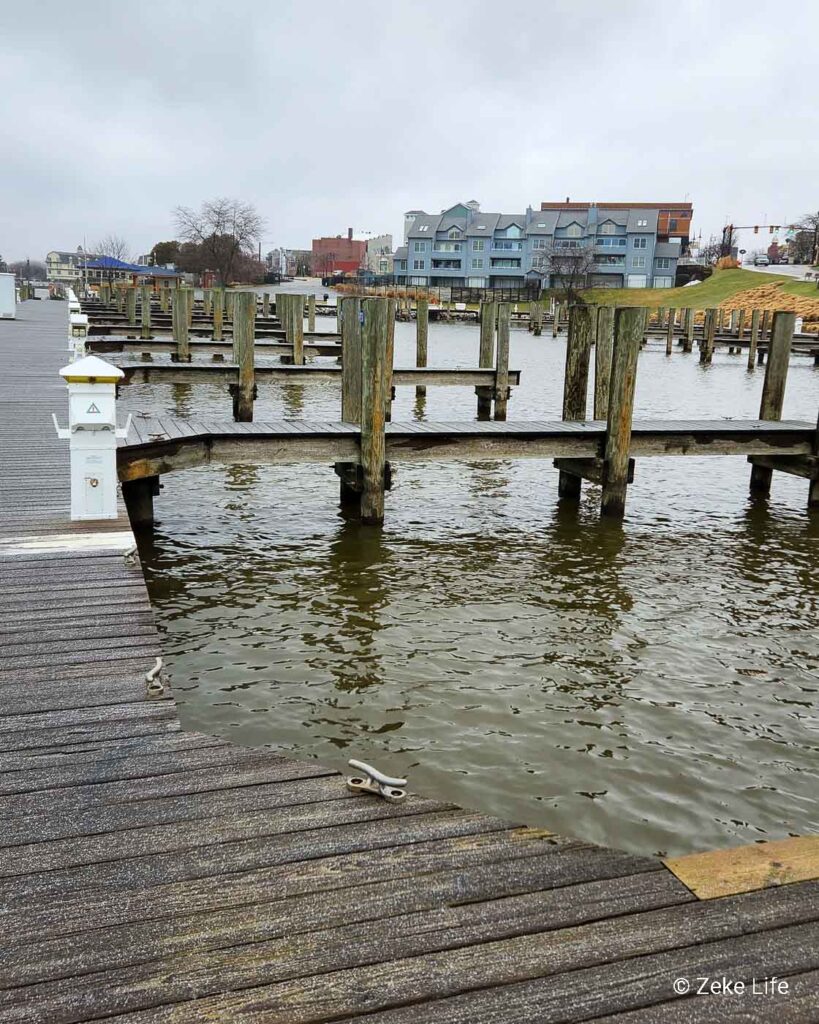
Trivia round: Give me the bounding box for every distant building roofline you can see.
[540,201,693,211]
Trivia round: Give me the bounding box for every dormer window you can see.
[637,219,647,227]
[599,222,615,235]
[566,223,582,238]
[448,228,461,239]
[506,225,522,238]
[418,225,430,232]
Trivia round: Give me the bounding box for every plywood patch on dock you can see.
[664,836,819,900]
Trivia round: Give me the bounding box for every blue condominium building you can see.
[393,200,684,290]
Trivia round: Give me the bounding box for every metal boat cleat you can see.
[346,759,407,803]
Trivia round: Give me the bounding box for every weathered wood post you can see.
[116,285,125,313]
[533,300,544,337]
[291,294,304,365]
[307,294,316,333]
[760,309,771,341]
[494,302,511,421]
[730,310,739,336]
[476,300,496,420]
[594,306,615,419]
[749,311,795,495]
[140,285,152,340]
[700,308,717,364]
[747,309,761,370]
[552,300,560,337]
[683,307,694,352]
[212,288,224,341]
[231,291,256,421]
[415,296,429,398]
[225,290,235,323]
[666,308,675,355]
[160,285,170,314]
[810,412,819,510]
[385,298,396,421]
[360,298,390,524]
[171,287,190,362]
[656,307,666,332]
[262,292,270,319]
[203,289,212,317]
[600,307,646,518]
[737,308,746,341]
[558,304,595,498]
[125,287,137,327]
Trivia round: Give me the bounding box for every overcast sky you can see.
[2,0,817,262]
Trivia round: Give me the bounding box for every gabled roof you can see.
[527,211,559,234]
[438,217,467,235]
[556,211,589,229]
[82,256,181,277]
[596,211,629,227]
[496,214,526,231]
[407,214,442,238]
[626,209,659,233]
[465,213,501,236]
[394,246,408,260]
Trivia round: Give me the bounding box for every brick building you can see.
[311,229,366,276]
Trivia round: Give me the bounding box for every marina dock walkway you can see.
[1,298,817,1022]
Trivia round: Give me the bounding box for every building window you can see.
[413,241,426,252]
[490,258,522,268]
[627,274,647,288]
[655,257,671,269]
[431,259,461,269]
[599,222,615,235]
[417,225,429,232]
[669,219,678,232]
[505,225,523,238]
[531,254,547,268]
[448,228,461,239]
[636,219,648,227]
[532,238,549,249]
[632,256,646,268]
[413,259,425,270]
[654,276,673,288]
[554,239,582,249]
[536,222,547,227]
[633,237,647,249]
[493,240,522,251]
[434,242,462,252]
[471,258,484,269]
[566,223,582,238]
[472,239,485,251]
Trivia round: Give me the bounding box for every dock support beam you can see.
[360,298,390,524]
[338,296,363,510]
[140,285,152,340]
[231,291,256,421]
[594,306,614,420]
[747,309,761,370]
[557,305,594,499]
[262,292,270,319]
[123,476,160,528]
[125,288,136,328]
[307,294,316,333]
[171,288,190,362]
[476,301,496,420]
[212,289,224,341]
[749,311,795,496]
[700,308,717,364]
[600,307,646,518]
[415,297,429,398]
[494,302,511,421]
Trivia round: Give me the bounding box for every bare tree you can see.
[697,235,723,266]
[794,211,819,265]
[8,259,47,281]
[173,198,264,285]
[94,234,131,261]
[537,243,598,304]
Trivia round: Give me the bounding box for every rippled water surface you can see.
[123,286,819,855]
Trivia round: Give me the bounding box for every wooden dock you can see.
[1,297,818,1021]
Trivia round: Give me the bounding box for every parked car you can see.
[754,255,770,266]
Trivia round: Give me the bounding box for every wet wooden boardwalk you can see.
[1,299,818,1022]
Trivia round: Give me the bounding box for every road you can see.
[741,262,816,280]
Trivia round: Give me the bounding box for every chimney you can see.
[348,227,353,241]
[565,196,570,204]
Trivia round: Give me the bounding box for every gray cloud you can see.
[2,0,817,261]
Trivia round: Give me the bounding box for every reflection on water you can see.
[129,303,819,856]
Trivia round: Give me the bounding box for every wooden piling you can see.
[533,300,544,337]
[749,311,796,495]
[307,294,316,333]
[601,307,646,518]
[477,301,496,420]
[810,412,819,510]
[225,290,235,323]
[747,309,761,370]
[171,287,190,362]
[683,307,694,352]
[656,307,666,331]
[594,306,615,419]
[700,308,717,364]
[415,297,429,398]
[340,296,362,423]
[552,300,560,337]
[232,291,256,421]
[730,310,739,336]
[558,304,594,498]
[203,289,212,317]
[385,298,396,421]
[125,287,136,327]
[666,309,674,355]
[140,285,152,340]
[494,302,511,421]
[291,295,304,365]
[212,289,224,341]
[262,292,270,319]
[761,309,771,341]
[737,308,746,340]
[360,298,390,524]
